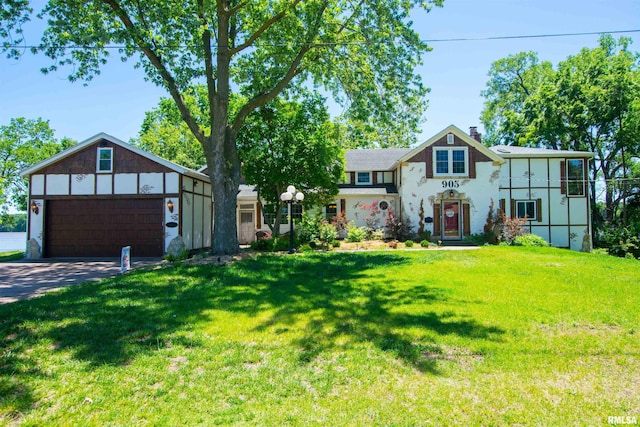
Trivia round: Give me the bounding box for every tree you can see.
[0,118,75,218]
[3,0,443,254]
[132,87,208,171]
[239,92,343,235]
[481,35,640,232]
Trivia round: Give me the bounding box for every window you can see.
[566,159,585,196]
[325,203,337,220]
[376,171,394,184]
[433,148,468,176]
[97,147,113,173]
[516,201,537,221]
[263,204,287,225]
[356,172,371,185]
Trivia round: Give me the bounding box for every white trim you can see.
[96,147,113,173]
[356,171,372,185]
[516,200,537,221]
[433,146,469,177]
[566,159,586,197]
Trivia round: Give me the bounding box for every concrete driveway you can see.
[0,258,162,304]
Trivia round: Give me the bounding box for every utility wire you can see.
[4,29,640,50]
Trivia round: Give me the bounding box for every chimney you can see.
[469,126,482,143]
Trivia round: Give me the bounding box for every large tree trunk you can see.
[206,124,241,255]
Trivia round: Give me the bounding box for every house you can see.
[21,125,594,257]
[20,133,212,258]
[243,125,594,251]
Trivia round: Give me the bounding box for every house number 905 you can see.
[442,180,460,188]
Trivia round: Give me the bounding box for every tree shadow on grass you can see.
[214,252,504,373]
[0,251,504,420]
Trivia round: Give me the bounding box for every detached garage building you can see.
[20,133,212,258]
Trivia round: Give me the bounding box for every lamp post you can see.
[280,185,304,253]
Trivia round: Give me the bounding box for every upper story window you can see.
[356,172,371,185]
[434,147,468,176]
[376,171,394,184]
[566,159,585,197]
[97,147,113,173]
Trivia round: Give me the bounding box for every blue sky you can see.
[0,0,638,145]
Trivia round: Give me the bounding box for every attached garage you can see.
[20,133,212,259]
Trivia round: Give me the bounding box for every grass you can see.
[0,251,24,262]
[0,246,638,425]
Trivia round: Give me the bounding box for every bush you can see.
[250,235,291,252]
[318,222,338,248]
[347,222,368,242]
[296,212,322,245]
[420,239,429,248]
[405,240,414,248]
[600,225,640,259]
[512,233,549,247]
[499,216,528,244]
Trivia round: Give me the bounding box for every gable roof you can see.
[20,132,210,181]
[489,145,594,158]
[345,148,412,171]
[399,124,506,165]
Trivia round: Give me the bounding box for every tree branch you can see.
[101,0,206,144]
[229,0,302,56]
[231,1,328,131]
[197,0,217,132]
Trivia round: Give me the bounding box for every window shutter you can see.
[499,198,506,218]
[350,172,355,184]
[256,204,262,229]
[510,199,516,218]
[469,150,476,179]
[536,198,542,222]
[433,203,441,238]
[373,172,378,185]
[560,161,566,194]
[426,147,433,178]
[340,198,346,215]
[463,203,471,236]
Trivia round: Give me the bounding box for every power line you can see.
[4,29,639,51]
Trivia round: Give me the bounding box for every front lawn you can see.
[1,247,638,425]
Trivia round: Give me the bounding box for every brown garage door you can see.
[45,198,164,257]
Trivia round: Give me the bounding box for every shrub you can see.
[499,216,528,244]
[296,212,322,245]
[420,239,429,248]
[346,222,367,242]
[385,208,413,241]
[600,225,640,259]
[405,240,414,248]
[368,228,385,241]
[318,222,339,249]
[513,233,549,247]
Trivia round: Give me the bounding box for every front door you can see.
[442,201,461,240]
[239,211,255,244]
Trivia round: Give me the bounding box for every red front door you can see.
[442,201,461,240]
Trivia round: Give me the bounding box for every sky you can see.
[0,0,638,146]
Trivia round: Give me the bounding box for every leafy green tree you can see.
[132,87,207,171]
[239,93,343,235]
[3,0,443,254]
[0,118,75,218]
[481,35,640,230]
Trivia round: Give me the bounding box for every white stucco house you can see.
[242,125,594,251]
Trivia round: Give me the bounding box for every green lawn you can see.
[0,251,24,262]
[1,247,638,425]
